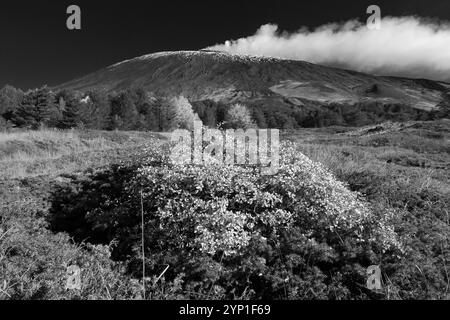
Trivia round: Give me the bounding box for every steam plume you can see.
[207,17,450,82]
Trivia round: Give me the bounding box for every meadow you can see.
[0,120,448,300]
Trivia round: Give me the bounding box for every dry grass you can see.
[284,122,449,299]
[0,129,111,161]
[0,129,167,180]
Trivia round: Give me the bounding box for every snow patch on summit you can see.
[109,50,293,69]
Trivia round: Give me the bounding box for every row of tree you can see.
[1,84,448,131]
[0,85,113,130]
[0,85,257,131]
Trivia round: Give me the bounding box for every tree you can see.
[0,85,24,117]
[10,86,59,129]
[252,107,267,128]
[109,91,139,130]
[127,87,159,131]
[79,90,111,129]
[0,116,10,131]
[161,96,200,131]
[55,90,81,129]
[145,99,163,131]
[224,103,256,129]
[192,100,220,128]
[129,87,149,114]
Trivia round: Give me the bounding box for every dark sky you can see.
[1,0,450,89]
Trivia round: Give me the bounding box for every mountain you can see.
[56,50,450,112]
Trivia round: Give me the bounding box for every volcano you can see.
[56,50,449,112]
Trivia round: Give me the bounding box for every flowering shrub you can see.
[127,141,400,256]
[49,140,403,299]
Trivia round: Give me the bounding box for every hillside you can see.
[56,50,450,112]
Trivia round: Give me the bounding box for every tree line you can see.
[1,84,448,131]
[0,85,250,131]
[0,85,189,131]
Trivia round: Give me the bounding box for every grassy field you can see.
[0,121,448,299]
[284,120,449,299]
[0,129,169,180]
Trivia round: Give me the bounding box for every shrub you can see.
[49,140,402,299]
[0,196,137,300]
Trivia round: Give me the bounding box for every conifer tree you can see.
[56,90,80,129]
[110,91,139,130]
[11,86,59,129]
[79,90,111,129]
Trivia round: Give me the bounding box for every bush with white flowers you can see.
[58,139,402,299]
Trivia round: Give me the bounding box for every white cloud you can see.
[207,17,450,82]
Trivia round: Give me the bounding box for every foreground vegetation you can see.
[0,120,448,299]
